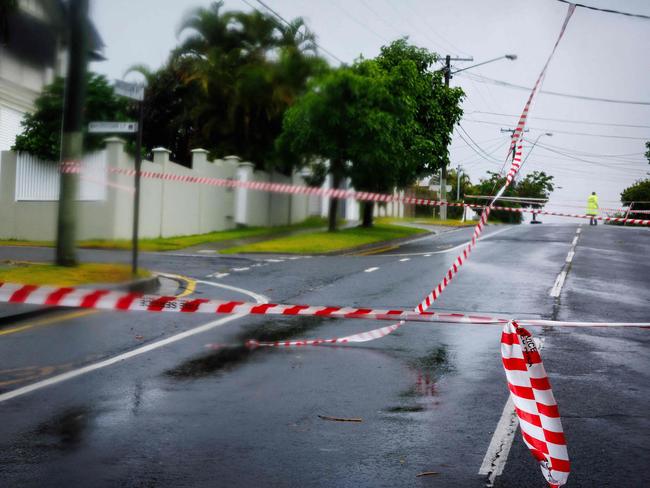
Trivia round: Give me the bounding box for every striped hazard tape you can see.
[60,164,650,227]
[502,321,569,487]
[1,282,647,328]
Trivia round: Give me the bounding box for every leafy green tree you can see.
[277,61,418,230]
[621,179,650,211]
[278,39,464,229]
[467,171,555,223]
[12,73,129,161]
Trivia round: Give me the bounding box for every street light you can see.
[450,54,518,75]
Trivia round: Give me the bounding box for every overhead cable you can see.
[556,0,650,20]
[467,111,650,130]
[458,72,650,105]
[245,0,346,64]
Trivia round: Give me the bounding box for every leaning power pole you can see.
[56,0,89,266]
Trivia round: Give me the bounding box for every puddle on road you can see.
[34,407,90,449]
[165,317,325,379]
[385,346,453,414]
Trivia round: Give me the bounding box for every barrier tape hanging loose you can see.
[502,321,570,487]
[1,281,647,329]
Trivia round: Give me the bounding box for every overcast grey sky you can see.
[89,0,650,217]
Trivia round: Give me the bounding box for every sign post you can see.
[113,80,145,276]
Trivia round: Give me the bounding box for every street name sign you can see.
[114,80,144,101]
[88,121,138,133]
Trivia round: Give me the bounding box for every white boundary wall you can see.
[0,139,313,240]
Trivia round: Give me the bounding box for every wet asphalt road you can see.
[0,223,648,487]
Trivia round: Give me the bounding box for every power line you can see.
[457,124,505,163]
[467,110,650,130]
[246,0,345,64]
[330,0,391,44]
[524,140,646,161]
[463,118,650,141]
[556,0,650,20]
[458,72,650,106]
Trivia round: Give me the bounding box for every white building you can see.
[0,0,104,151]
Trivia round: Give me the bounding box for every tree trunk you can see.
[362,201,374,227]
[328,160,343,232]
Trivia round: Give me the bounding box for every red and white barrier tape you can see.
[502,321,569,487]
[1,282,647,328]
[59,164,650,227]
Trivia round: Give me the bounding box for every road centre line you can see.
[0,278,267,403]
[0,310,96,337]
[399,258,410,262]
[549,271,567,298]
[479,338,545,486]
[549,225,581,298]
[364,267,379,273]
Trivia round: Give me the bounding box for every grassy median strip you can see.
[0,217,327,252]
[221,223,426,254]
[0,262,150,286]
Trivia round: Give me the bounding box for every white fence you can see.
[14,151,106,201]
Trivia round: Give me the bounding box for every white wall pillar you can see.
[233,157,251,226]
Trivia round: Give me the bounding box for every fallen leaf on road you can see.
[416,471,439,477]
[317,415,362,422]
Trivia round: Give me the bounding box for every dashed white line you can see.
[364,267,379,273]
[232,267,250,272]
[207,272,230,279]
[549,226,581,298]
[399,258,410,262]
[424,254,432,257]
[265,259,284,263]
[549,270,567,298]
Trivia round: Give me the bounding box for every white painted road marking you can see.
[549,270,567,298]
[232,267,250,272]
[480,338,545,486]
[0,314,245,403]
[364,267,379,273]
[549,226,581,298]
[207,272,230,279]
[381,226,513,258]
[0,279,268,404]
[399,258,410,262]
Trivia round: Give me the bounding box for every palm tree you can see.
[171,1,328,166]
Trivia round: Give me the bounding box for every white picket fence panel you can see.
[15,152,107,201]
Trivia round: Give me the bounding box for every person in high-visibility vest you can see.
[586,191,599,225]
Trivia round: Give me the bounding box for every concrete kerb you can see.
[0,275,160,327]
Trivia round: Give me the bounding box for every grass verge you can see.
[377,217,476,227]
[221,223,426,254]
[0,262,150,286]
[0,217,327,252]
